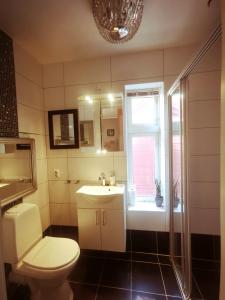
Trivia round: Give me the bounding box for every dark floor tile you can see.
[193,269,220,300]
[158,255,171,265]
[192,258,220,271]
[81,249,105,258]
[104,250,131,261]
[61,226,78,240]
[69,255,104,284]
[132,230,157,253]
[132,291,166,300]
[101,259,131,289]
[97,286,131,300]
[7,284,30,300]
[191,276,204,300]
[160,265,181,297]
[132,252,158,263]
[213,235,221,261]
[157,232,169,255]
[191,234,214,260]
[167,297,182,300]
[127,230,132,251]
[132,262,164,294]
[70,282,97,300]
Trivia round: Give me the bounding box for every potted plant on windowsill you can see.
[155,179,163,207]
[173,180,180,208]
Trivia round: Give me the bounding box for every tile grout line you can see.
[192,274,205,300]
[158,263,168,300]
[94,257,106,300]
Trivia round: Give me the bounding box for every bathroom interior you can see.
[0,1,225,300]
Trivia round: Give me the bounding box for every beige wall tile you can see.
[36,158,48,184]
[40,204,50,231]
[188,100,220,128]
[70,203,78,226]
[189,128,220,155]
[189,155,220,182]
[43,63,64,88]
[47,158,68,180]
[164,45,196,76]
[44,87,65,111]
[113,154,127,181]
[127,211,166,231]
[190,208,220,235]
[189,71,221,101]
[189,182,220,209]
[111,50,163,81]
[50,203,71,226]
[23,182,49,209]
[68,156,113,181]
[49,180,70,203]
[193,39,221,73]
[14,43,42,86]
[18,104,45,134]
[64,57,110,85]
[16,73,44,110]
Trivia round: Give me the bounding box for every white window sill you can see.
[128,202,166,212]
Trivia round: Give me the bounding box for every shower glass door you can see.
[169,80,191,299]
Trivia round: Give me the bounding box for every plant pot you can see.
[173,197,180,208]
[155,195,163,207]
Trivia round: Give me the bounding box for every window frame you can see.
[125,85,163,205]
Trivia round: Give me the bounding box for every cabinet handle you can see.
[96,210,100,226]
[102,210,106,226]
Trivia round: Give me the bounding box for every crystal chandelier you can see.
[92,0,144,43]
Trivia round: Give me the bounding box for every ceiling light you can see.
[92,0,144,43]
[85,95,93,104]
[107,93,114,102]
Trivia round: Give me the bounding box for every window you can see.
[125,83,164,205]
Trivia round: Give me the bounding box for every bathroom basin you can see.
[76,185,124,196]
[0,183,9,188]
[76,185,125,208]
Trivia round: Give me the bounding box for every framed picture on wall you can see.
[107,129,115,136]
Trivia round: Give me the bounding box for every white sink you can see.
[76,185,124,196]
[0,183,9,188]
[76,185,125,208]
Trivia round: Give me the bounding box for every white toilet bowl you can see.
[2,203,80,300]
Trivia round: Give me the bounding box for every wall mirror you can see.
[78,93,124,152]
[0,138,37,207]
[48,109,79,149]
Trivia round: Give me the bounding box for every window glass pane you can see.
[132,136,156,198]
[131,97,156,125]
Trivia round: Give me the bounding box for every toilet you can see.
[2,202,80,300]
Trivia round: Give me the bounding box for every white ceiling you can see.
[0,0,220,64]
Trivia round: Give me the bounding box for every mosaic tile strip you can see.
[0,30,18,137]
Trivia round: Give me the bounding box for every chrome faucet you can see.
[98,172,106,186]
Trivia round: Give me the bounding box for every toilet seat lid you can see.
[23,236,80,270]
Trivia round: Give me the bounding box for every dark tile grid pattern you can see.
[191,234,220,300]
[49,226,181,300]
[7,226,182,300]
[0,30,18,137]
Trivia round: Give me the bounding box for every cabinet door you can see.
[78,208,101,250]
[101,209,126,252]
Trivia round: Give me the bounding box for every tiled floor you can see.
[6,226,220,300]
[7,226,182,300]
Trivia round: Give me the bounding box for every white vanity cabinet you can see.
[76,185,126,252]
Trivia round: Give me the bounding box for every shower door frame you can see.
[167,24,222,300]
[168,78,191,300]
